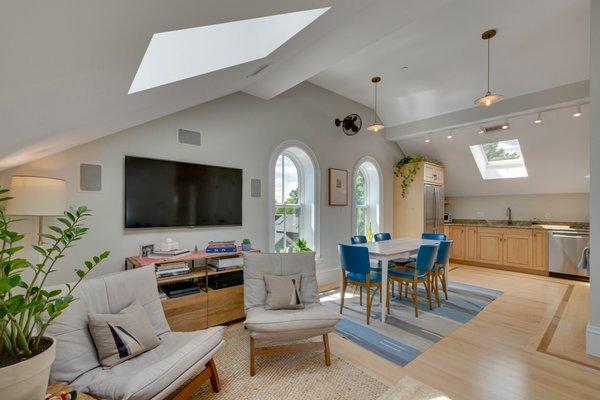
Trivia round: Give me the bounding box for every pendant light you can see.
[475,29,503,107]
[367,76,385,132]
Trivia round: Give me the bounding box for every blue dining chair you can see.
[431,240,453,306]
[422,232,447,241]
[387,244,438,317]
[374,232,391,242]
[338,244,382,325]
[350,235,367,244]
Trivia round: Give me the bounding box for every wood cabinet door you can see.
[477,228,503,265]
[531,230,548,271]
[503,229,533,268]
[449,226,465,260]
[423,163,443,185]
[465,227,478,261]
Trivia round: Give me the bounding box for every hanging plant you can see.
[393,155,443,198]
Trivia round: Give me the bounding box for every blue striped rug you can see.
[320,281,503,366]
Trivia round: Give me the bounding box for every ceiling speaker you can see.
[178,129,202,146]
[80,164,102,191]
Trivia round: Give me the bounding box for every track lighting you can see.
[424,137,431,143]
[478,126,485,134]
[573,104,582,117]
[501,119,509,130]
[447,132,453,139]
[534,113,543,124]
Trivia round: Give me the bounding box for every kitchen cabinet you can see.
[477,228,504,265]
[423,163,444,186]
[448,225,465,260]
[503,230,532,268]
[465,227,478,261]
[532,230,548,271]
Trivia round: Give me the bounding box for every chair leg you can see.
[323,333,331,366]
[339,278,347,314]
[433,273,441,307]
[405,282,409,298]
[360,286,363,306]
[386,279,391,314]
[442,267,449,299]
[249,337,256,376]
[424,280,433,310]
[366,283,371,325]
[412,280,419,317]
[207,358,221,392]
[379,284,382,303]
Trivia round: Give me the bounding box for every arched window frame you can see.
[268,140,320,256]
[351,156,383,236]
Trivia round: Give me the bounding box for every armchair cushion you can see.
[264,273,304,310]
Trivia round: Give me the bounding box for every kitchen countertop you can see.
[445,219,589,231]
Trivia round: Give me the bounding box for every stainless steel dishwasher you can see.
[548,229,590,278]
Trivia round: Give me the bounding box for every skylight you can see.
[129,7,330,94]
[470,139,528,180]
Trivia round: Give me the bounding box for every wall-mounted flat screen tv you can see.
[125,156,242,228]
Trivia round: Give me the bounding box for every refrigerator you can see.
[424,184,445,235]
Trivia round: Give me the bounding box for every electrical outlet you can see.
[544,212,552,220]
[476,212,485,219]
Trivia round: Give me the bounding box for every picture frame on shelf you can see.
[140,244,154,257]
[328,168,348,206]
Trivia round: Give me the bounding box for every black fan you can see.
[335,114,362,136]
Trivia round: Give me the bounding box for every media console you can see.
[125,247,258,330]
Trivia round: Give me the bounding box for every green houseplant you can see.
[294,238,313,252]
[241,238,252,251]
[0,186,109,400]
[393,155,443,198]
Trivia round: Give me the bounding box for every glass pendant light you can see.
[475,29,503,107]
[367,76,385,132]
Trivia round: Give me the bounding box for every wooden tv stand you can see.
[125,248,257,331]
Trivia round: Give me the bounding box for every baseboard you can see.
[316,266,340,286]
[586,323,600,357]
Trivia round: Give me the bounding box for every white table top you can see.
[350,237,440,257]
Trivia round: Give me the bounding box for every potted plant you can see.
[0,186,109,400]
[294,238,313,252]
[241,238,252,252]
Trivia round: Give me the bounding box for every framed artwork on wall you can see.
[328,168,348,206]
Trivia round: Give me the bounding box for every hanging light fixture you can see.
[367,76,385,132]
[475,29,503,107]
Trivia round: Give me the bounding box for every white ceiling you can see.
[397,104,590,196]
[310,0,590,127]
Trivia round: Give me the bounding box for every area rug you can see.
[192,323,389,400]
[320,280,503,366]
[378,376,452,400]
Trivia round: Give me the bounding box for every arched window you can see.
[270,142,319,254]
[352,158,382,236]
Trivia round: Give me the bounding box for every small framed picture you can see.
[328,168,348,206]
[140,244,154,257]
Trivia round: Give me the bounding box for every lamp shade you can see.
[6,176,66,216]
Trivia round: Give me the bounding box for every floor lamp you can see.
[6,176,67,245]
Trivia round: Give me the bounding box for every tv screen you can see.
[125,156,242,228]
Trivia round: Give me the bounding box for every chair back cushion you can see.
[264,274,304,310]
[374,232,391,242]
[422,232,447,241]
[44,265,170,383]
[436,240,453,265]
[415,244,439,273]
[338,244,370,275]
[350,235,367,244]
[243,252,318,310]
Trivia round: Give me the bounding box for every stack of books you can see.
[207,256,243,272]
[155,262,190,278]
[205,240,237,253]
[149,248,190,258]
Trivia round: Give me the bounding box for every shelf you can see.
[207,267,243,276]
[157,268,205,286]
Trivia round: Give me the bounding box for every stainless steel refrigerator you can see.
[424,184,445,235]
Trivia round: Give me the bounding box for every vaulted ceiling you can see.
[0,0,591,174]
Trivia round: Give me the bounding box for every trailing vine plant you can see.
[393,155,443,198]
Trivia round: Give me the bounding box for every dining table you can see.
[349,237,441,322]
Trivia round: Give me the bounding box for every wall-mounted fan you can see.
[335,114,362,136]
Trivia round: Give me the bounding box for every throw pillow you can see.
[88,301,160,368]
[264,273,304,310]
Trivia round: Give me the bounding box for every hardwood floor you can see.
[328,264,600,400]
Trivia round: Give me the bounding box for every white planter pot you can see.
[0,337,56,400]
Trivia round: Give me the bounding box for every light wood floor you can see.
[329,264,600,400]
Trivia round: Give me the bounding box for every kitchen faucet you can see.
[506,207,512,225]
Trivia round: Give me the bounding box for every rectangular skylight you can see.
[129,7,330,94]
[470,139,528,180]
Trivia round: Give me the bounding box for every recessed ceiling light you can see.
[573,104,582,117]
[534,113,543,124]
[129,7,330,93]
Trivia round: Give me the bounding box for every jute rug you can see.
[378,376,451,400]
[192,323,389,400]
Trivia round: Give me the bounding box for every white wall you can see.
[587,0,600,357]
[447,193,589,222]
[0,82,402,285]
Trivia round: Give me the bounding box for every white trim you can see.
[351,155,384,236]
[587,323,600,357]
[268,140,321,257]
[316,266,341,286]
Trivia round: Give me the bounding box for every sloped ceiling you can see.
[396,105,590,196]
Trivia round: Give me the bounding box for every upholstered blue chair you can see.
[387,244,438,317]
[422,232,447,241]
[350,235,367,244]
[431,240,453,306]
[338,244,382,325]
[374,232,391,242]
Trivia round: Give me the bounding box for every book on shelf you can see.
[207,256,243,271]
[155,264,190,278]
[205,241,237,253]
[150,248,190,257]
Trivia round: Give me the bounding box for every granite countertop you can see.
[445,219,589,231]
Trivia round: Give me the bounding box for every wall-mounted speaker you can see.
[178,129,202,146]
[251,179,261,198]
[79,164,102,191]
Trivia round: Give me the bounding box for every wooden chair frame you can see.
[249,333,331,376]
[167,358,221,399]
[387,270,432,317]
[340,272,382,325]
[430,262,448,307]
